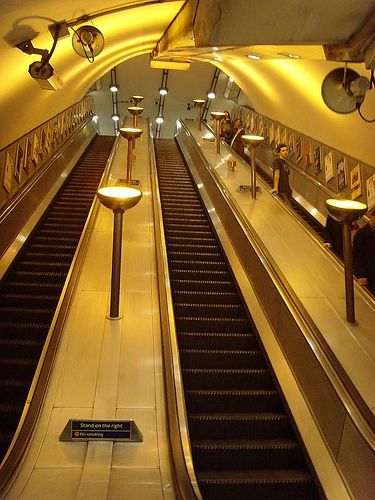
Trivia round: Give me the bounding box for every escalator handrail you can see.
[176,118,375,449]
[148,125,201,500]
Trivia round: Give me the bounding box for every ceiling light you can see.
[111,113,120,121]
[278,52,301,59]
[159,87,168,96]
[110,83,119,92]
[247,54,261,60]
[156,116,164,124]
[207,91,216,99]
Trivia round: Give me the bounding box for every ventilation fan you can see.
[321,67,369,114]
[72,26,104,58]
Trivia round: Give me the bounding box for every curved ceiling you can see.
[1,0,375,165]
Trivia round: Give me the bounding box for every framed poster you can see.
[14,143,23,182]
[366,173,375,210]
[288,132,295,157]
[263,121,269,143]
[269,123,275,145]
[281,128,287,146]
[32,133,39,167]
[350,163,361,199]
[324,150,334,182]
[275,126,280,147]
[295,136,303,163]
[40,129,46,159]
[258,118,264,137]
[313,146,321,175]
[24,137,32,175]
[337,157,346,191]
[3,150,14,193]
[304,140,312,168]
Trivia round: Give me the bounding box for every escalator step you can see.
[185,389,283,413]
[173,290,240,305]
[182,368,273,390]
[176,316,251,333]
[180,350,265,369]
[178,331,257,350]
[197,469,318,500]
[171,279,236,293]
[0,358,39,378]
[188,413,293,440]
[191,439,303,470]
[175,302,246,318]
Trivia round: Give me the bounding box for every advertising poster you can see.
[366,173,375,210]
[350,163,361,199]
[269,123,275,145]
[24,137,32,174]
[275,126,280,147]
[313,146,321,175]
[295,136,303,163]
[304,140,312,168]
[324,151,334,182]
[281,128,287,146]
[337,158,346,190]
[288,132,295,157]
[14,143,23,182]
[32,133,39,167]
[3,151,14,193]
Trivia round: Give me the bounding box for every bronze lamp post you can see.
[241,135,264,199]
[132,95,144,105]
[119,127,143,185]
[193,99,205,131]
[325,198,367,324]
[97,186,143,319]
[210,111,226,154]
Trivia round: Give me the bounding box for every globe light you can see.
[156,116,164,124]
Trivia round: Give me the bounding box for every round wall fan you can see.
[321,67,369,114]
[72,26,104,59]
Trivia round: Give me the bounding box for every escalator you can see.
[0,134,115,462]
[154,138,322,499]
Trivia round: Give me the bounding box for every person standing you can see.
[221,110,234,144]
[230,119,246,159]
[323,214,344,258]
[271,143,292,203]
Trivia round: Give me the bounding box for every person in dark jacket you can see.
[323,214,344,259]
[230,119,246,159]
[271,143,292,203]
[353,209,375,294]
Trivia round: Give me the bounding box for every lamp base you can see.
[106,313,123,321]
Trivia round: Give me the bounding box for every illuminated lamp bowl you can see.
[97,186,142,212]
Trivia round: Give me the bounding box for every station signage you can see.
[59,419,143,442]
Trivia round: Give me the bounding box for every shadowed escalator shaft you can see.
[0,135,115,462]
[154,138,321,499]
